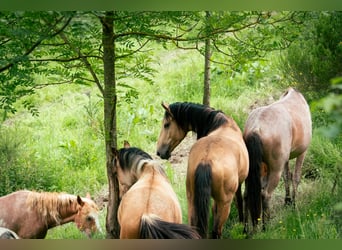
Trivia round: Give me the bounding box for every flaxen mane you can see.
[25,191,78,225]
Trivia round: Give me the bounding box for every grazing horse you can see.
[243,87,312,231]
[156,102,249,239]
[114,142,200,239]
[0,227,19,239]
[0,190,101,238]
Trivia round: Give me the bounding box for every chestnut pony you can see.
[243,87,312,232]
[156,102,249,238]
[114,142,200,239]
[0,190,101,238]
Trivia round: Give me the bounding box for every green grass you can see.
[1,47,341,239]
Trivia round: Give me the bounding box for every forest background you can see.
[0,11,341,239]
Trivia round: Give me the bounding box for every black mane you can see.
[117,147,152,172]
[166,102,228,139]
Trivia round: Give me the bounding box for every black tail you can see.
[139,214,201,239]
[194,162,212,238]
[244,132,263,227]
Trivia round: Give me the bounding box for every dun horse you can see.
[156,102,249,239]
[243,87,312,231]
[0,190,101,238]
[114,142,200,239]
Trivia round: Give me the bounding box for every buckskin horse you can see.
[243,87,312,232]
[114,141,200,239]
[0,190,101,238]
[156,102,249,238]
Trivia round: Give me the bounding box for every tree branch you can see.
[115,39,151,60]
[0,16,73,73]
[56,31,104,95]
[29,55,102,63]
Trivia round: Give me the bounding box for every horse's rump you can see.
[139,214,200,239]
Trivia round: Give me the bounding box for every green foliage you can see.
[0,84,106,196]
[313,78,342,140]
[281,11,342,94]
[1,11,341,239]
[0,11,75,115]
[0,126,59,195]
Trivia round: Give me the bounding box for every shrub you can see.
[281,11,342,95]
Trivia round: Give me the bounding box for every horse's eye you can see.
[164,122,170,129]
[86,216,93,222]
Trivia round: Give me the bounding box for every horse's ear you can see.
[161,102,173,118]
[112,147,118,157]
[123,140,130,148]
[77,195,85,206]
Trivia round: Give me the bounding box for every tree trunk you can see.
[203,11,211,106]
[203,37,211,106]
[101,11,120,239]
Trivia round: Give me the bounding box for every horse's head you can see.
[113,142,153,197]
[74,194,102,238]
[156,102,187,159]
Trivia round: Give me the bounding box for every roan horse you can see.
[243,87,312,232]
[156,102,249,239]
[0,190,101,238]
[114,141,200,239]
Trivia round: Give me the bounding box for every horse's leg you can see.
[283,160,293,205]
[186,176,197,231]
[235,183,244,223]
[211,196,233,239]
[261,170,282,230]
[243,189,249,235]
[292,152,306,206]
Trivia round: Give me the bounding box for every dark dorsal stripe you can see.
[166,102,228,139]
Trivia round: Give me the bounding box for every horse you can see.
[113,141,200,239]
[0,227,19,239]
[243,87,312,232]
[0,190,101,239]
[156,102,249,239]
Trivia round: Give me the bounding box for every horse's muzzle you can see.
[156,145,171,160]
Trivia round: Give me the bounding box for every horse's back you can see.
[244,88,311,158]
[0,191,37,238]
[118,175,182,238]
[0,191,29,226]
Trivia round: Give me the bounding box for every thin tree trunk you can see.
[101,11,120,239]
[203,37,211,106]
[203,11,211,106]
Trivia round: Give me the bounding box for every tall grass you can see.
[0,84,106,196]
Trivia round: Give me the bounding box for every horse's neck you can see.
[49,195,79,227]
[194,114,240,138]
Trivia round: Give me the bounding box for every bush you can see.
[0,126,59,195]
[281,11,342,95]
